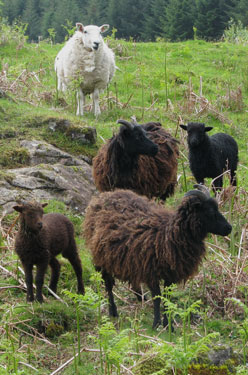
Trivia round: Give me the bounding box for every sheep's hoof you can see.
[26,295,34,302]
[152,319,161,329]
[36,295,44,303]
[77,287,85,295]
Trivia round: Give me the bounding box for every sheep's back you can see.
[42,213,74,256]
[139,123,179,198]
[84,190,171,287]
[210,133,239,169]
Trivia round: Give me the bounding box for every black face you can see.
[186,123,206,148]
[201,199,232,236]
[120,124,159,156]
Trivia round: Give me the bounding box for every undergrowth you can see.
[0,18,247,374]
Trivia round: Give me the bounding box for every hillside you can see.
[0,26,248,375]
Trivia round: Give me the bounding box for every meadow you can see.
[0,24,248,374]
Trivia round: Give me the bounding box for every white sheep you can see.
[55,23,116,116]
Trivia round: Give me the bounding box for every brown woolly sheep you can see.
[14,201,85,302]
[92,119,179,200]
[83,185,232,329]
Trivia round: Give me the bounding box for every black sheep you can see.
[180,122,239,191]
[14,201,85,302]
[93,119,179,200]
[83,185,232,329]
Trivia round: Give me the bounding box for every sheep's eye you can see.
[84,30,87,34]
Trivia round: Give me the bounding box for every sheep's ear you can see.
[42,203,48,208]
[13,205,23,213]
[205,126,213,132]
[76,23,84,32]
[100,24,109,33]
[179,124,187,131]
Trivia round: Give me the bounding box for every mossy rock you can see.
[133,353,168,375]
[0,147,30,168]
[133,345,241,375]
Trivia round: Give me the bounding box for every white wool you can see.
[55,24,116,116]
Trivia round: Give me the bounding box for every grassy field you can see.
[0,26,248,375]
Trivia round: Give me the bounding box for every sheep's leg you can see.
[93,88,101,117]
[76,88,85,116]
[230,170,237,186]
[49,257,61,294]
[35,262,48,303]
[161,282,174,331]
[150,284,162,328]
[212,176,223,192]
[65,250,85,295]
[23,263,34,302]
[102,270,118,317]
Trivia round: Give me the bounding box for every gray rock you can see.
[20,140,83,166]
[0,140,96,214]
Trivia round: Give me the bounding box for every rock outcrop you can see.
[0,140,96,214]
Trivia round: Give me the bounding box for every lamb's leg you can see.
[35,261,48,303]
[102,270,118,317]
[49,257,61,294]
[93,88,101,117]
[65,249,85,295]
[23,263,34,302]
[149,283,162,328]
[76,87,85,116]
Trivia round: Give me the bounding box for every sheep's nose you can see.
[93,42,100,50]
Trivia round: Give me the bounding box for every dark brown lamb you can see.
[93,119,179,200]
[14,201,85,302]
[83,185,232,329]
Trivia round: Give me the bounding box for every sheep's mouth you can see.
[93,45,99,51]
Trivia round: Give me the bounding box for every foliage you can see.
[223,18,248,44]
[0,0,246,42]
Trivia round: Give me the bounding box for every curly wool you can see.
[84,189,206,290]
[93,122,179,200]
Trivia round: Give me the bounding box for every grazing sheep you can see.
[83,185,232,328]
[93,119,179,200]
[14,201,85,302]
[180,122,239,191]
[55,23,115,117]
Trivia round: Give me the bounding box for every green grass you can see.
[0,32,248,374]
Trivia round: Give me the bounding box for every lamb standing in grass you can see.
[180,122,239,191]
[83,185,232,329]
[55,23,115,117]
[14,201,85,302]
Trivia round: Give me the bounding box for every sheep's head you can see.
[13,201,48,233]
[76,23,109,51]
[184,184,232,236]
[180,122,213,147]
[117,119,159,157]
